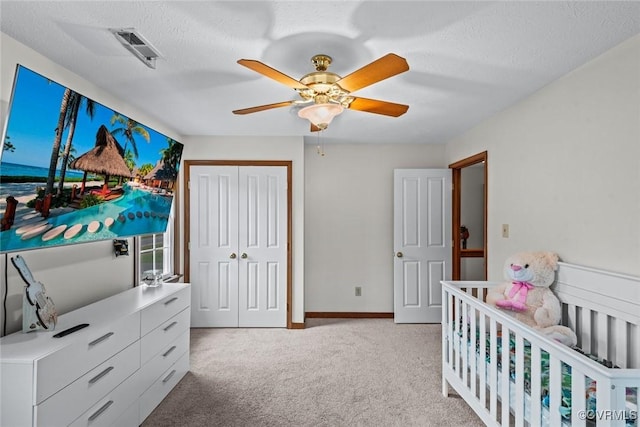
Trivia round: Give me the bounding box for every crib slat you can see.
[501,326,510,426]
[489,318,498,419]
[455,296,462,377]
[566,303,577,338]
[633,322,640,369]
[548,354,562,427]
[514,334,525,427]
[597,377,614,427]
[462,301,469,387]
[530,344,542,427]
[469,305,477,397]
[613,318,628,368]
[580,307,592,354]
[478,312,487,409]
[570,367,586,426]
[596,312,609,361]
[442,290,452,397]
[447,293,454,371]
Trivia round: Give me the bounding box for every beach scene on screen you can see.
[0,65,183,253]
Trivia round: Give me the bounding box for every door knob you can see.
[396,252,403,258]
[241,253,248,259]
[230,253,237,259]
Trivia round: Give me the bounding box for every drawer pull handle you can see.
[164,297,178,306]
[88,400,113,421]
[163,321,178,332]
[163,369,176,383]
[162,345,177,358]
[89,332,114,346]
[89,366,114,384]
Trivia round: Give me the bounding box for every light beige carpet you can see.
[142,318,484,427]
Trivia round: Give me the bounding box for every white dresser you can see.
[0,283,191,427]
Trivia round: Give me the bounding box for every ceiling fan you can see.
[232,53,410,131]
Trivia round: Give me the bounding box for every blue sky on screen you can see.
[2,65,173,170]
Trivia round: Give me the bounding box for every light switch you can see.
[502,224,509,238]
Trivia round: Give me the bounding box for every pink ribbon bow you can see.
[508,281,533,299]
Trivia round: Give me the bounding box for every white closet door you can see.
[189,165,287,328]
[238,167,287,327]
[393,169,452,323]
[190,166,239,327]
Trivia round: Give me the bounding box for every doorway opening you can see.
[450,152,487,281]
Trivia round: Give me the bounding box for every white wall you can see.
[0,33,182,335]
[446,34,640,280]
[179,136,305,323]
[304,143,446,313]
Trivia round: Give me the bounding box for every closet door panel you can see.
[190,166,239,327]
[238,166,287,327]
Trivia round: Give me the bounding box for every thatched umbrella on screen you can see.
[144,160,176,190]
[70,124,132,194]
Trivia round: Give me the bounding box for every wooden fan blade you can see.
[348,97,409,117]
[336,53,409,93]
[238,59,309,90]
[310,123,322,132]
[233,101,295,115]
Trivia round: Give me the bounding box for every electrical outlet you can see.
[355,286,362,297]
[502,224,509,238]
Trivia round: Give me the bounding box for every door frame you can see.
[449,151,488,281]
[183,160,293,328]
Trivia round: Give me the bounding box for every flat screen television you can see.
[0,64,184,253]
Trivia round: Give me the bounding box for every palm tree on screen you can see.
[3,135,15,152]
[124,149,135,173]
[46,88,71,195]
[110,115,150,159]
[138,163,154,177]
[58,146,77,168]
[160,138,183,179]
[57,92,96,196]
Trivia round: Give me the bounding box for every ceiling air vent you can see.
[110,28,162,69]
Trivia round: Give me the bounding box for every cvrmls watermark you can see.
[577,409,638,421]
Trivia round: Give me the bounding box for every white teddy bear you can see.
[486,251,577,347]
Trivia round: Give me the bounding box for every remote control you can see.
[53,323,89,338]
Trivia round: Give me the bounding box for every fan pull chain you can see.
[316,129,325,157]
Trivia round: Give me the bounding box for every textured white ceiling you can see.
[1,1,639,145]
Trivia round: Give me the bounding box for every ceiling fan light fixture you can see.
[233,53,409,123]
[298,103,344,130]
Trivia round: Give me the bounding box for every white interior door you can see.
[189,165,287,328]
[238,166,287,327]
[393,169,451,323]
[190,165,239,327]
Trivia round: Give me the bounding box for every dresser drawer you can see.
[69,369,140,427]
[35,312,141,404]
[110,401,139,427]
[141,286,190,336]
[139,329,189,395]
[35,341,140,427]
[139,351,189,422]
[141,307,190,364]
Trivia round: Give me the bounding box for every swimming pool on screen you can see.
[0,183,173,253]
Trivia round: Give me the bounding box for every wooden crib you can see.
[441,262,639,427]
